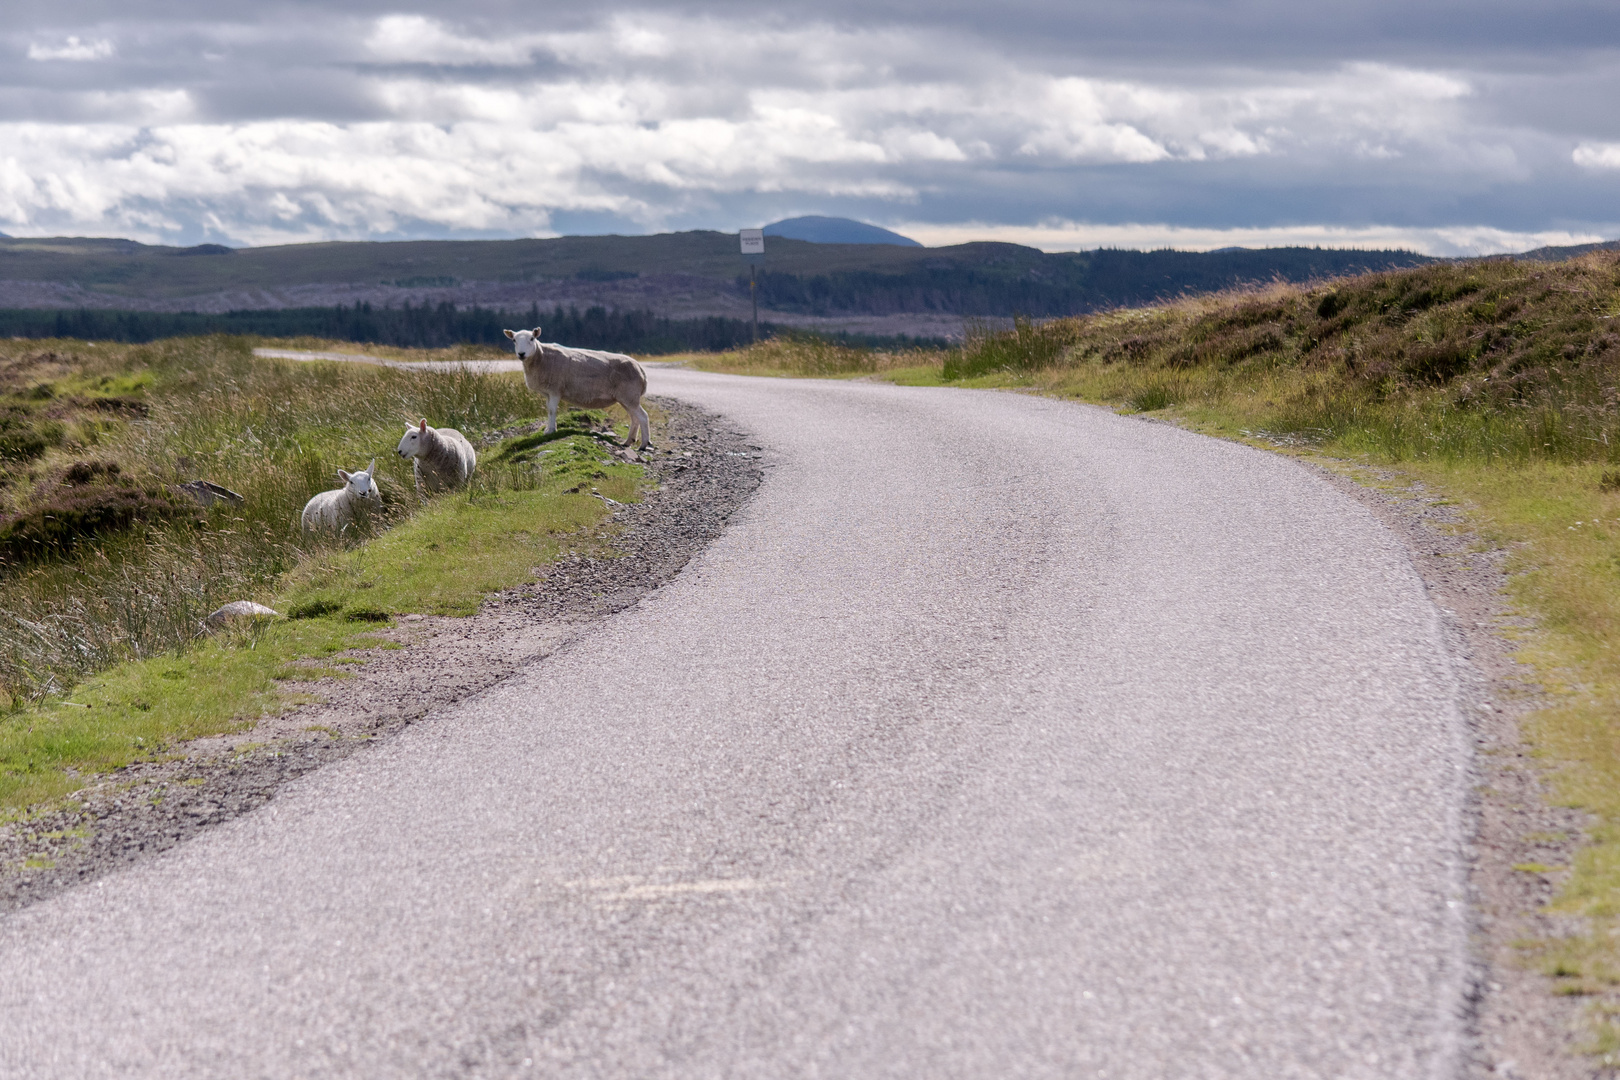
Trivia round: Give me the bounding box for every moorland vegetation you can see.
[0,336,640,809]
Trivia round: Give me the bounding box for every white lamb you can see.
[396,419,476,493]
[300,459,382,534]
[504,328,651,449]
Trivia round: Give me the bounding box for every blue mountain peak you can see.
[762,216,922,247]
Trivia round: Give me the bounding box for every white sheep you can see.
[396,418,476,493]
[300,459,382,534]
[504,328,651,449]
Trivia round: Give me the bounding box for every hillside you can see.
[0,232,1435,338]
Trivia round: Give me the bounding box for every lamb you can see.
[300,459,382,534]
[503,328,651,449]
[396,418,476,493]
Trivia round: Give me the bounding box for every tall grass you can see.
[943,317,1079,380]
[0,336,545,707]
[936,255,1620,467]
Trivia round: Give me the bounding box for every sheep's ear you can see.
[503,329,516,340]
[419,418,428,432]
[531,327,543,337]
[337,469,351,481]
[366,458,377,475]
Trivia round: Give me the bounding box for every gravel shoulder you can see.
[0,396,762,914]
[1299,457,1594,1080]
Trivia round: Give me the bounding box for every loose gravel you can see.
[1303,461,1596,1080]
[0,396,762,914]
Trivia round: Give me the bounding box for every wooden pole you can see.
[750,263,758,344]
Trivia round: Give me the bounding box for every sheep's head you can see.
[337,459,382,502]
[397,419,430,459]
[503,327,544,361]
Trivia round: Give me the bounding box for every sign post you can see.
[740,228,764,344]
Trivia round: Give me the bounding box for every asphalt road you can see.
[0,369,1472,1078]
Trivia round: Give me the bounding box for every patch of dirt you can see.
[1307,462,1602,1080]
[0,396,763,913]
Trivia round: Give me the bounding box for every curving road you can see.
[0,369,1472,1078]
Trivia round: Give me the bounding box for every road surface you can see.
[0,369,1472,1078]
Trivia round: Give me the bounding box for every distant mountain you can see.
[0,231,1443,332]
[764,216,921,247]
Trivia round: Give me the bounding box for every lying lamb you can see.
[397,418,476,493]
[504,328,651,449]
[300,459,382,534]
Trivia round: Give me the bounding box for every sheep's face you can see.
[338,460,382,502]
[397,422,427,459]
[503,327,544,361]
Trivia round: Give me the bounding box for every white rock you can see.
[203,601,282,629]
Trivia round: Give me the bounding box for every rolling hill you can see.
[0,231,1438,336]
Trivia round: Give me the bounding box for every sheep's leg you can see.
[629,402,651,449]
[545,393,560,434]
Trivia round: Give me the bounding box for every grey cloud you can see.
[2,3,1618,250]
[13,1,1619,65]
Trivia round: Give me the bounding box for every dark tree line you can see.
[0,302,782,354]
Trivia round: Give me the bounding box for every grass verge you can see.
[0,335,645,816]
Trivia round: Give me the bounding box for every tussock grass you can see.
[0,335,559,707]
[936,256,1620,465]
[279,425,639,620]
[943,317,1080,380]
[0,404,638,812]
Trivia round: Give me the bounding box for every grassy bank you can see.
[0,336,640,812]
[705,254,1620,1051]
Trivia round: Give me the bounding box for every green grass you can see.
[0,419,639,814]
[279,442,639,620]
[0,618,358,810]
[0,334,550,705]
[0,425,638,813]
[0,336,648,815]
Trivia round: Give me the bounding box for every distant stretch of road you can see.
[0,369,1471,1078]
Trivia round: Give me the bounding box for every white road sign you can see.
[740,228,764,255]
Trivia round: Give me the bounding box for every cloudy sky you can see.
[3,1,1619,254]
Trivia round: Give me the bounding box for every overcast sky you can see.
[3,1,1618,253]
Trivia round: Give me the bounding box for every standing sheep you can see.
[396,419,476,493]
[503,328,651,449]
[300,459,382,534]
